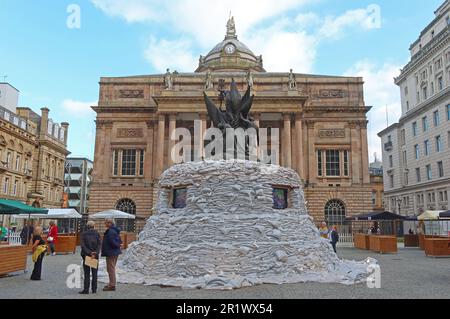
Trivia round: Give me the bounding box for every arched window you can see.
[115,198,136,232]
[324,199,346,225]
[115,198,136,215]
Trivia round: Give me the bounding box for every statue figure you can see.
[164,68,173,90]
[288,69,297,90]
[205,69,214,90]
[226,16,237,38]
[203,79,259,159]
[246,71,254,89]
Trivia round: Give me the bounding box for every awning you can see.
[0,199,48,215]
[417,210,445,220]
[13,208,82,219]
[350,211,406,221]
[90,209,136,220]
[439,211,450,219]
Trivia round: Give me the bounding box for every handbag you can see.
[47,236,54,242]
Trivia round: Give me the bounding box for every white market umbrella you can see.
[13,208,82,219]
[417,210,445,221]
[90,209,136,220]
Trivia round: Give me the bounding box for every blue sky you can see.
[0,0,444,161]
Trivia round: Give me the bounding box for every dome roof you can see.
[195,17,265,73]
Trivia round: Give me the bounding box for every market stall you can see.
[403,216,420,247]
[13,208,82,255]
[90,209,136,249]
[0,199,48,276]
[417,210,450,256]
[350,211,405,253]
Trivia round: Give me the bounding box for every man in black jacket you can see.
[79,221,101,294]
[330,226,339,254]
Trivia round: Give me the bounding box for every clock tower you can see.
[195,17,266,73]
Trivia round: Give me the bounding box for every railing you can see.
[338,233,354,245]
[384,141,393,151]
[7,232,22,245]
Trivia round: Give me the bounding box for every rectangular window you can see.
[404,172,409,185]
[3,178,9,194]
[426,165,432,180]
[6,152,11,168]
[415,144,420,159]
[412,122,418,136]
[438,161,444,178]
[121,149,137,176]
[436,135,442,152]
[423,87,427,100]
[173,188,187,209]
[112,150,119,176]
[447,105,450,121]
[272,188,288,210]
[402,151,407,166]
[317,150,323,177]
[139,150,145,177]
[434,110,440,126]
[416,168,421,183]
[422,116,428,132]
[401,129,406,146]
[15,155,20,171]
[438,77,444,91]
[389,155,393,168]
[13,180,18,196]
[371,192,376,205]
[424,140,430,156]
[343,150,349,176]
[389,174,394,188]
[325,150,340,177]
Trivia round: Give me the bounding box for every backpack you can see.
[109,228,122,249]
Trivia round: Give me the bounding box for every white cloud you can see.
[144,37,198,72]
[344,61,402,162]
[318,5,382,39]
[62,99,96,118]
[92,0,382,73]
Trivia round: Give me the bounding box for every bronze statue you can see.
[203,79,258,159]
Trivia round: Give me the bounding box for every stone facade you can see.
[90,18,372,225]
[379,1,450,215]
[0,102,70,209]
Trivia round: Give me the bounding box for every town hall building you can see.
[89,18,373,228]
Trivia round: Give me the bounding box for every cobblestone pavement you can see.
[0,247,449,299]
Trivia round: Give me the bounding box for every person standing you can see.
[0,223,7,241]
[318,222,329,239]
[101,218,122,292]
[20,221,34,245]
[47,221,58,256]
[329,226,339,253]
[30,226,47,280]
[79,221,101,294]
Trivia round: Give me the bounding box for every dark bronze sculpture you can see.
[203,79,259,159]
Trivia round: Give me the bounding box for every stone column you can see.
[253,113,261,161]
[156,114,166,178]
[40,107,49,137]
[306,121,316,183]
[349,121,361,184]
[295,113,304,179]
[144,121,154,181]
[282,113,292,168]
[168,114,177,167]
[61,122,69,146]
[360,121,370,184]
[199,114,207,160]
[103,122,113,182]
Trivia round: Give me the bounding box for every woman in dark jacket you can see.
[79,221,101,294]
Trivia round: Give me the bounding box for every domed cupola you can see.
[195,17,266,73]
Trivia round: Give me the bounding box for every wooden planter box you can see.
[354,233,371,250]
[419,234,426,250]
[369,235,398,254]
[0,245,28,276]
[404,234,419,247]
[43,235,77,255]
[424,238,450,257]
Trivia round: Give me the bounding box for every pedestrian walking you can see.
[79,221,101,294]
[30,226,47,280]
[101,218,122,292]
[47,221,58,256]
[329,225,339,253]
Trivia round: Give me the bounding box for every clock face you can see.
[225,44,236,54]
